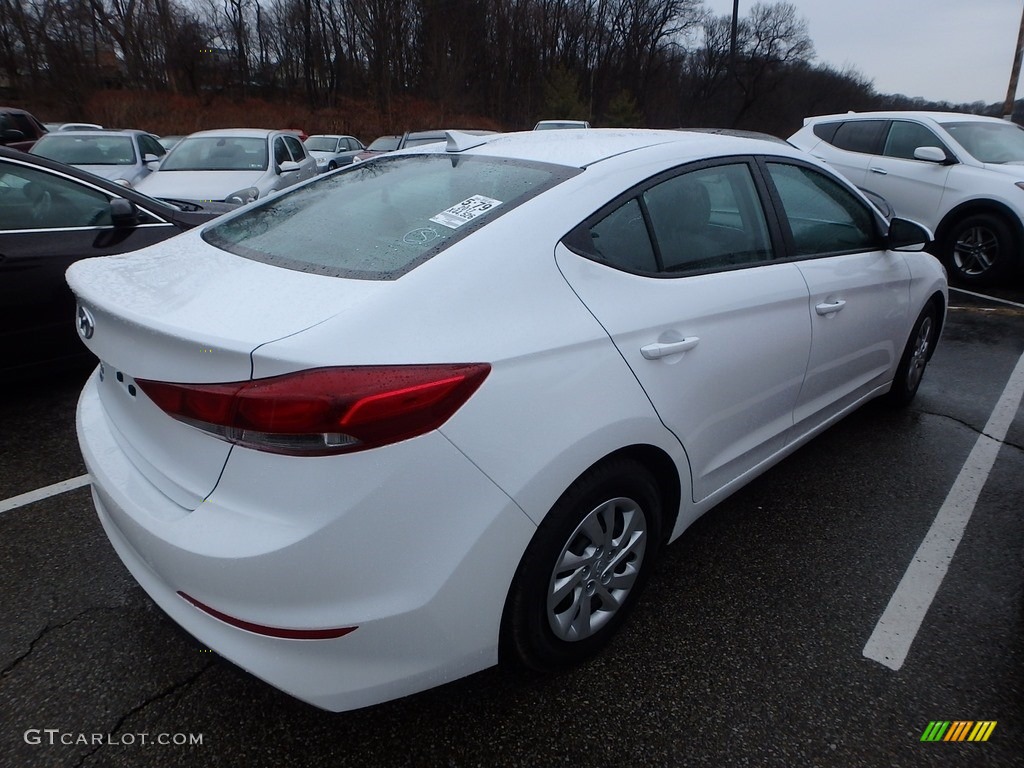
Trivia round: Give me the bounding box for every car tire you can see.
[327,161,337,171]
[942,213,1016,286]
[887,300,939,407]
[501,458,662,671]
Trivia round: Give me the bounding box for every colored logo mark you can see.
[921,721,997,742]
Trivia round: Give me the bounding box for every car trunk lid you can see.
[67,231,387,509]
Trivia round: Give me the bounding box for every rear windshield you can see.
[202,154,577,279]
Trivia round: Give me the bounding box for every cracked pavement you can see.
[1,289,1022,767]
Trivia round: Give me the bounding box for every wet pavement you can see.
[1,285,1021,768]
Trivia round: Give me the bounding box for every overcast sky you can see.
[702,0,1023,105]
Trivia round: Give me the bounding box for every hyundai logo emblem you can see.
[77,304,95,340]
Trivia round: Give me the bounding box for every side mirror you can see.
[913,146,952,164]
[110,198,139,228]
[0,128,25,143]
[886,217,932,252]
[143,153,161,167]
[279,160,300,174]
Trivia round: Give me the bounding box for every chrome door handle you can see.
[869,167,888,175]
[815,299,847,316]
[641,337,700,360]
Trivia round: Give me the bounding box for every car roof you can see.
[404,128,801,169]
[803,111,1004,127]
[184,128,278,139]
[35,129,150,139]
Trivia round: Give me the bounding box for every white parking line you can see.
[0,474,91,515]
[948,287,1024,311]
[863,348,1024,671]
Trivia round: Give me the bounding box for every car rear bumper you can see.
[77,369,537,711]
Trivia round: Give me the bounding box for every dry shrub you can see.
[75,91,506,143]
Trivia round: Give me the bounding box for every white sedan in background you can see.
[303,134,365,172]
[69,129,946,712]
[136,128,317,205]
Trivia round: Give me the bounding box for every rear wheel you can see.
[943,213,1016,286]
[887,300,939,407]
[502,458,662,671]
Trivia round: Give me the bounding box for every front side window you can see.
[283,135,306,162]
[203,154,576,279]
[138,134,166,159]
[830,120,887,154]
[883,121,947,160]
[766,163,878,256]
[0,163,111,230]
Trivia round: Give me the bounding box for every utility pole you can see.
[730,0,740,74]
[1004,2,1024,120]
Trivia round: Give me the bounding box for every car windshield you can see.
[203,154,576,279]
[161,137,268,171]
[367,136,401,151]
[32,135,136,165]
[305,137,340,152]
[943,121,1024,164]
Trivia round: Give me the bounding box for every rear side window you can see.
[830,120,887,154]
[204,154,576,279]
[766,162,878,256]
[812,122,841,143]
[587,198,657,272]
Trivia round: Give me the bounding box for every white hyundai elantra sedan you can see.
[69,129,946,712]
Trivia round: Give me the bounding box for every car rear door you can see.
[557,159,812,502]
[759,159,911,435]
[806,118,888,189]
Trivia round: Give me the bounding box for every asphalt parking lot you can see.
[1,285,1021,768]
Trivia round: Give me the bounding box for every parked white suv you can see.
[790,111,1024,285]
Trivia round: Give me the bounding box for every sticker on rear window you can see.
[430,195,503,229]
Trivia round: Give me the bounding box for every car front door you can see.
[557,160,812,502]
[760,160,911,436]
[861,120,953,227]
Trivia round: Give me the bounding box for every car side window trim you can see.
[563,155,788,279]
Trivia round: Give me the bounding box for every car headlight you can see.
[226,187,260,205]
[113,178,133,188]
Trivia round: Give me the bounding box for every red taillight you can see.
[136,364,490,456]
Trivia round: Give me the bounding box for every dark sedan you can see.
[0,147,235,378]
